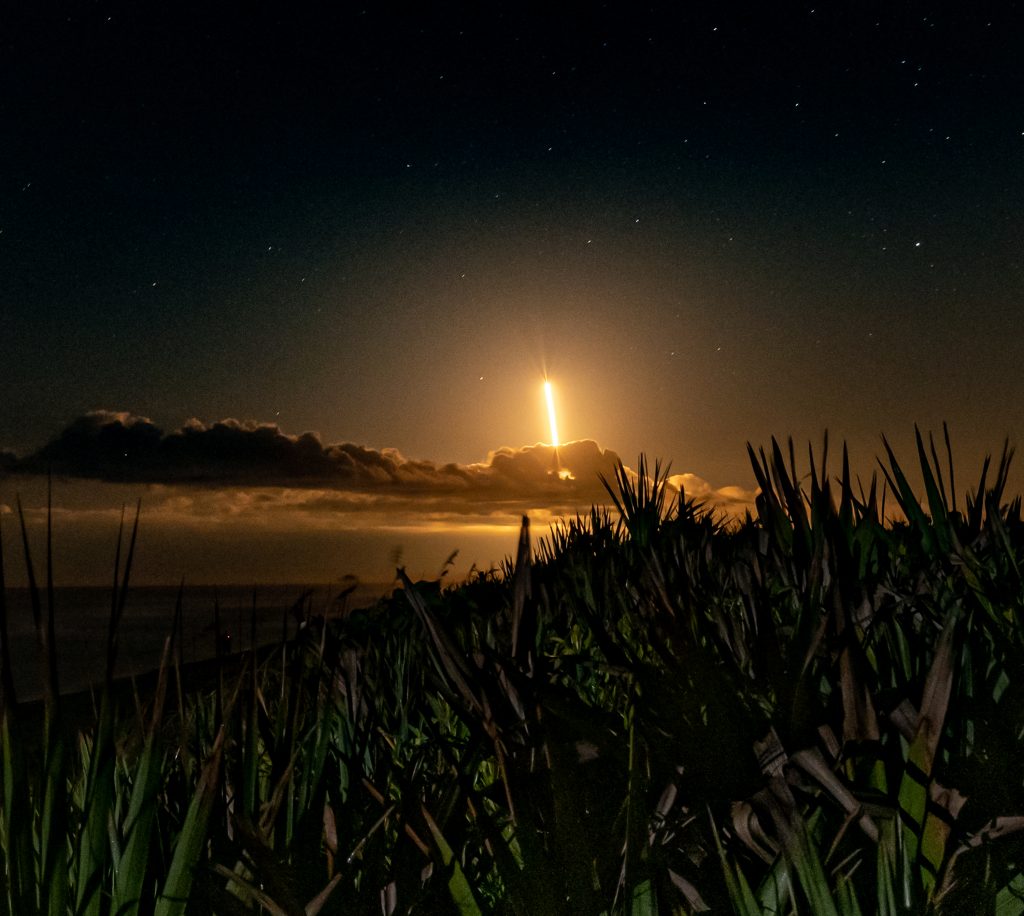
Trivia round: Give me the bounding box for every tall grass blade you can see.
[112,637,173,914]
[154,726,227,916]
[0,514,32,916]
[16,492,69,916]
[897,602,960,902]
[421,805,483,916]
[510,515,532,666]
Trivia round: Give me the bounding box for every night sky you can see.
[2,4,1023,583]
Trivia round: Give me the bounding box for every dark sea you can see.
[2,583,387,700]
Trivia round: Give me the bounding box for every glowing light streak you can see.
[544,380,560,447]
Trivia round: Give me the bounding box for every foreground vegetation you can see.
[2,429,1024,914]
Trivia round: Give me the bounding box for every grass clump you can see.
[1,429,1024,914]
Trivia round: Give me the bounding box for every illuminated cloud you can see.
[667,473,758,514]
[6,411,755,520]
[0,413,759,585]
[7,412,617,506]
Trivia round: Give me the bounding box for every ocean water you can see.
[1,583,387,700]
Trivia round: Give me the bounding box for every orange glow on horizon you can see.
[543,380,560,447]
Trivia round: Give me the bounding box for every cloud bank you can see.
[5,411,756,520]
[0,412,758,584]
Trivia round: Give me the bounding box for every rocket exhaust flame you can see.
[543,380,560,448]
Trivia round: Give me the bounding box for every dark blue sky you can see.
[2,3,1022,488]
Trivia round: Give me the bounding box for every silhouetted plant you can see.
[2,430,1024,914]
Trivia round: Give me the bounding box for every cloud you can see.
[6,411,756,520]
[667,473,758,514]
[0,413,760,585]
[10,411,620,505]
[17,411,345,484]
